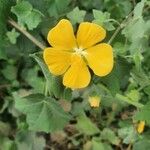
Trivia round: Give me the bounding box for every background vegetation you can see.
[0,0,150,149]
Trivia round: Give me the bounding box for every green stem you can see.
[108,11,133,44]
[8,18,46,50]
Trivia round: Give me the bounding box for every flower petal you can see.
[89,96,101,108]
[43,48,71,75]
[63,55,91,89]
[47,19,77,50]
[77,22,106,49]
[85,43,113,76]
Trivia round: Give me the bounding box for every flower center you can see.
[74,47,87,56]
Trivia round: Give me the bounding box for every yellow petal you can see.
[43,48,71,75]
[47,19,77,50]
[77,22,106,49]
[137,121,145,134]
[85,43,113,76]
[88,96,101,107]
[63,55,91,89]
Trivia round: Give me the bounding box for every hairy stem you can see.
[8,18,46,50]
[108,11,133,44]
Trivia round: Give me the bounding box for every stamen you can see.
[73,47,87,56]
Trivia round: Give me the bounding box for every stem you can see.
[44,81,48,96]
[108,11,133,44]
[8,18,46,50]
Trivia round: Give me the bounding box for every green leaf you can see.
[113,42,128,56]
[121,0,149,56]
[91,138,113,150]
[24,9,42,30]
[118,126,138,144]
[11,1,33,18]
[126,90,141,102]
[0,0,15,35]
[133,140,150,150]
[93,9,110,23]
[105,0,132,19]
[11,1,42,30]
[25,66,45,94]
[101,58,131,95]
[134,102,150,125]
[67,7,86,25]
[0,121,11,136]
[2,64,17,81]
[14,93,70,132]
[63,88,72,101]
[0,0,15,56]
[0,137,16,150]
[6,28,20,44]
[122,18,145,43]
[133,0,145,18]
[131,69,150,88]
[93,9,115,31]
[92,139,105,150]
[0,46,7,60]
[30,53,64,98]
[101,128,120,145]
[144,85,150,96]
[116,94,143,108]
[15,131,45,150]
[47,0,71,18]
[76,112,100,135]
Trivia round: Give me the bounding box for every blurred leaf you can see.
[0,121,11,136]
[0,46,7,60]
[118,126,138,144]
[134,101,150,125]
[76,112,100,135]
[6,28,20,44]
[92,139,105,150]
[25,66,45,94]
[131,69,150,88]
[91,138,113,150]
[30,53,64,98]
[0,136,16,150]
[116,94,143,108]
[101,58,131,96]
[101,128,120,145]
[2,64,17,81]
[144,86,150,96]
[0,0,15,35]
[67,7,86,25]
[133,140,150,150]
[47,0,71,18]
[113,42,128,56]
[105,0,132,19]
[14,93,70,132]
[15,131,45,150]
[63,88,72,101]
[126,90,141,102]
[133,0,145,18]
[0,0,15,56]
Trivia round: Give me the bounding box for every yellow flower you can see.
[43,19,113,89]
[88,96,100,107]
[137,121,145,134]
